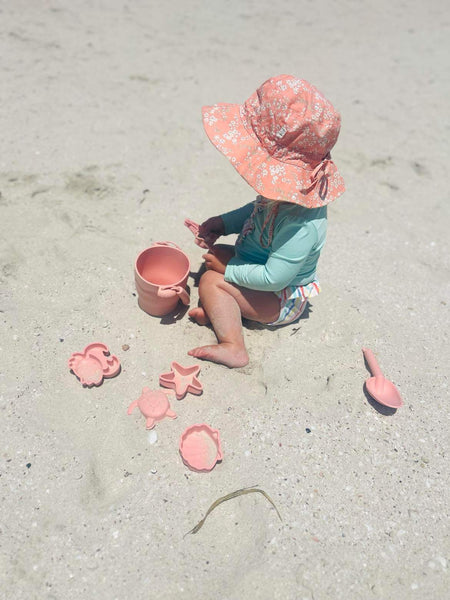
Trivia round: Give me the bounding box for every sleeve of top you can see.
[220,202,255,235]
[224,220,318,291]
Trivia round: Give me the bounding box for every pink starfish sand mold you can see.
[159,362,203,400]
[68,343,121,387]
[127,387,177,430]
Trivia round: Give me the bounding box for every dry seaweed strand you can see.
[185,485,282,537]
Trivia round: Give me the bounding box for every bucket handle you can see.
[151,241,182,250]
[158,285,190,306]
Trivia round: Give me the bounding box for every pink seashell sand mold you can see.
[68,343,121,387]
[179,424,223,472]
[127,387,177,430]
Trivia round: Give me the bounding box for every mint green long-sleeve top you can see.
[221,197,327,292]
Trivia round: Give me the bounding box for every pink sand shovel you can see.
[362,348,404,408]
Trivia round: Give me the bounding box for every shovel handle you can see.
[184,219,200,235]
[362,348,383,377]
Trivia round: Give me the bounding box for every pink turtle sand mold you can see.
[362,348,404,408]
[127,387,177,429]
[68,343,121,387]
[159,362,203,400]
[179,424,223,472]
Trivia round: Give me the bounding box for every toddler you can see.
[188,74,345,368]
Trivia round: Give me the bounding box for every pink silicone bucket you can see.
[135,242,190,316]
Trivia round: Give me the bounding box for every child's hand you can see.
[199,216,225,247]
[202,245,235,274]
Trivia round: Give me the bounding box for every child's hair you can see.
[260,197,291,209]
[258,197,280,247]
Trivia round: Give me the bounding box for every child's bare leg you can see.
[188,271,247,367]
[188,244,235,327]
[188,270,280,367]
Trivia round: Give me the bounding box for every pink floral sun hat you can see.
[202,74,345,208]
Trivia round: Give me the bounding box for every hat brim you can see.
[202,102,345,208]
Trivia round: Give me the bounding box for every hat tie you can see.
[301,153,332,192]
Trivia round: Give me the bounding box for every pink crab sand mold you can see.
[68,343,121,387]
[135,242,191,317]
[362,348,404,409]
[127,387,177,429]
[179,424,223,472]
[159,362,203,400]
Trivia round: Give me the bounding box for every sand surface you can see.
[1,1,449,598]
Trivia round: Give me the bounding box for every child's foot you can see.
[188,343,249,368]
[188,307,210,326]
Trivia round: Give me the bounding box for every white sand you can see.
[1,1,449,598]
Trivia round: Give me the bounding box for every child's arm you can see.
[193,202,255,249]
[195,202,255,242]
[198,216,225,241]
[224,222,319,291]
[217,202,255,235]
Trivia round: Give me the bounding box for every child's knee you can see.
[199,269,222,293]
